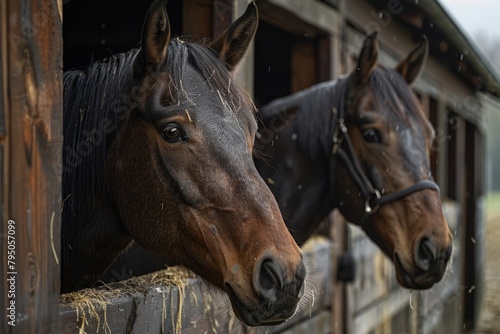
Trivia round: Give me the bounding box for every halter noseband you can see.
[331,108,440,215]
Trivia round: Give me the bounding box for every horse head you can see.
[336,32,452,289]
[65,0,305,326]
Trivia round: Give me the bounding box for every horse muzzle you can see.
[394,238,452,290]
[225,255,306,326]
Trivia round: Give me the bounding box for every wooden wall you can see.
[0,0,62,332]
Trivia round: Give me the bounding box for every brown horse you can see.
[62,0,305,326]
[255,32,452,289]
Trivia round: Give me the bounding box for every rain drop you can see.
[297,184,303,190]
[291,133,298,140]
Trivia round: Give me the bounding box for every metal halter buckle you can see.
[332,117,348,154]
[364,189,381,214]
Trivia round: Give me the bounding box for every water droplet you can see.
[291,133,298,140]
[210,225,218,235]
[297,184,303,190]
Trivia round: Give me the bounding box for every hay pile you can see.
[60,266,198,334]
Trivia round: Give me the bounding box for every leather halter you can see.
[331,108,440,215]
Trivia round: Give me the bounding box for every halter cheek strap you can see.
[331,109,440,215]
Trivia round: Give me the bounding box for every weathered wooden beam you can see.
[0,0,62,332]
[59,237,333,334]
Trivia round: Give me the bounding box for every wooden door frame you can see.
[0,0,62,332]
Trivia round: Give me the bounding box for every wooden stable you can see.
[1,0,500,333]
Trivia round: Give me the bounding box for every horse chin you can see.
[394,253,436,290]
[224,283,293,326]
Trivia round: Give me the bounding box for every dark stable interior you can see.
[63,0,182,70]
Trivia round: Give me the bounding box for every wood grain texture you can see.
[0,0,62,332]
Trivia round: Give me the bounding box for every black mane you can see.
[370,66,425,127]
[259,77,348,159]
[259,66,425,160]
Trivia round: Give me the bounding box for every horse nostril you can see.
[260,259,284,290]
[253,257,285,300]
[416,237,436,271]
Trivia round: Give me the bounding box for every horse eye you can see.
[362,128,382,143]
[161,123,187,143]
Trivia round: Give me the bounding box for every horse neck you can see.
[258,79,347,244]
[61,50,138,292]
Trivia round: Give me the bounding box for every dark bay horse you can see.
[62,0,305,326]
[255,32,452,289]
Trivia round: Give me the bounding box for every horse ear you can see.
[351,31,379,86]
[140,0,171,69]
[210,2,258,71]
[395,36,428,84]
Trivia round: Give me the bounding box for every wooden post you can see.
[463,123,485,331]
[0,0,62,332]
